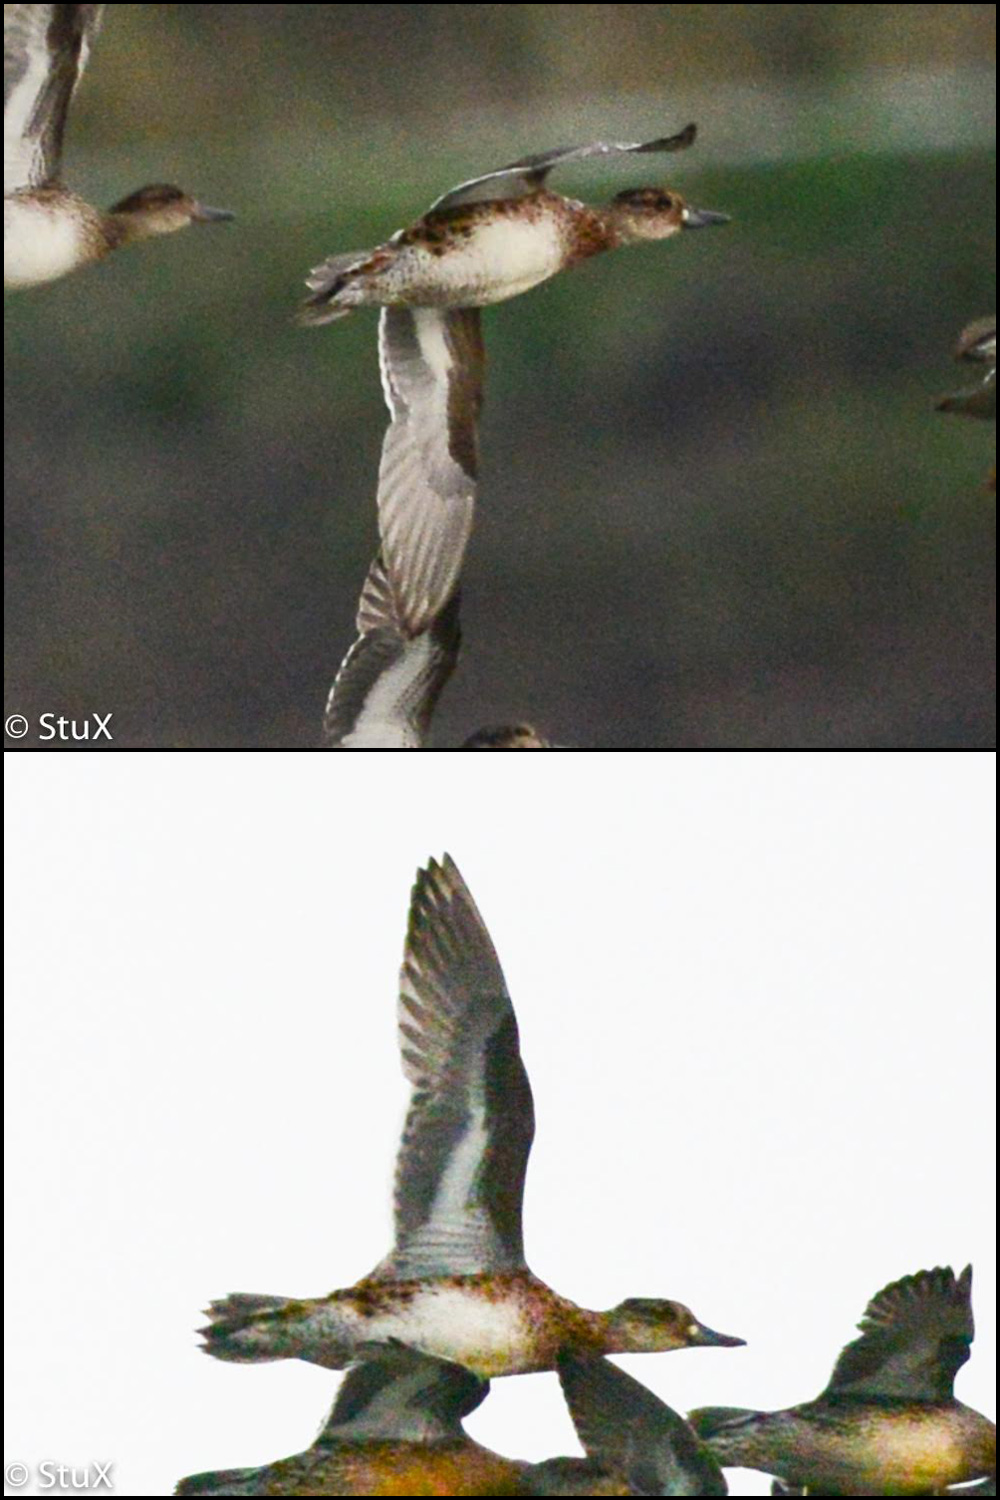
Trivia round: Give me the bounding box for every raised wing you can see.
[374,854,535,1279]
[559,1353,728,1497]
[320,1345,488,1444]
[824,1265,975,1402]
[376,305,484,634]
[4,4,103,191]
[323,555,460,748]
[429,124,696,213]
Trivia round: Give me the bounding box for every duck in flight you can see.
[4,4,232,289]
[323,555,555,748]
[690,1266,996,1496]
[201,854,743,1378]
[300,128,728,632]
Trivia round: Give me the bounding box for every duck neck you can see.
[563,204,622,264]
[104,209,165,246]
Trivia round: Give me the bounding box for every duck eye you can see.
[660,194,674,208]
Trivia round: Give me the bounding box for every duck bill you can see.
[681,206,730,230]
[690,1324,746,1348]
[191,202,236,224]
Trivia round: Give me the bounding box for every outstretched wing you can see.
[559,1354,728,1497]
[824,1265,975,1402]
[373,855,535,1279]
[323,555,461,748]
[376,305,484,633]
[428,124,696,212]
[4,4,103,191]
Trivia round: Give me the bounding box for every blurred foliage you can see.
[4,3,995,746]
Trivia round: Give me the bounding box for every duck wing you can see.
[324,555,460,748]
[319,1344,488,1443]
[428,124,696,212]
[4,4,103,192]
[824,1264,975,1402]
[558,1353,728,1496]
[372,854,535,1279]
[376,305,484,633]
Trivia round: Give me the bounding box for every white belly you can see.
[4,197,93,288]
[393,216,566,307]
[343,1286,532,1375]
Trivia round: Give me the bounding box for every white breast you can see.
[348,1285,531,1374]
[464,215,566,300]
[4,197,93,288]
[394,215,566,307]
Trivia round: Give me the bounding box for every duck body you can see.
[204,1268,736,1380]
[177,1438,531,1497]
[697,1397,995,1496]
[310,192,608,318]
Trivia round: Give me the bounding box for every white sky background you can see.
[3,751,996,1498]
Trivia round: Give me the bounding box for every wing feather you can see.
[376,306,484,633]
[429,125,696,212]
[4,4,103,191]
[824,1265,975,1402]
[374,855,534,1279]
[324,556,460,748]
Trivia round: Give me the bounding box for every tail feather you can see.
[202,1292,288,1320]
[199,1291,349,1369]
[199,1291,298,1364]
[299,249,371,326]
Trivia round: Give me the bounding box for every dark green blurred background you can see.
[4,4,995,747]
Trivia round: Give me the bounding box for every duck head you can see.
[108,184,234,241]
[604,1297,745,1353]
[607,187,729,244]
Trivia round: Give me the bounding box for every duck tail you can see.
[687,1406,761,1439]
[198,1292,297,1363]
[298,249,372,325]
